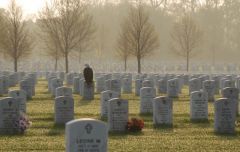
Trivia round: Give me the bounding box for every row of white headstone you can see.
[47,72,239,134]
[0,72,36,134]
[63,96,236,152]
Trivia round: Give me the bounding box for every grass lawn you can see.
[0,79,239,152]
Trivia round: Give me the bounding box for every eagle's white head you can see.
[85,64,90,68]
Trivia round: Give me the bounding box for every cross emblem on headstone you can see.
[117,101,121,106]
[85,124,93,134]
[198,93,202,98]
[224,101,228,105]
[162,99,166,104]
[63,100,67,105]
[8,101,12,107]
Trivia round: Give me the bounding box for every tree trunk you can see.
[212,48,215,67]
[186,53,189,72]
[54,58,58,72]
[124,58,127,72]
[65,53,69,73]
[137,57,141,74]
[78,50,81,64]
[14,58,18,72]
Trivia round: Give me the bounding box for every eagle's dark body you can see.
[83,66,93,85]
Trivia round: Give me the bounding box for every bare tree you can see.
[121,3,159,73]
[44,36,62,71]
[94,24,107,63]
[0,0,33,72]
[149,0,167,9]
[36,18,61,71]
[170,14,203,72]
[116,23,131,72]
[39,0,95,73]
[0,9,5,36]
[206,0,221,8]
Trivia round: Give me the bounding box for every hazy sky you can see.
[0,0,49,15]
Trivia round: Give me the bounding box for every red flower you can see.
[126,118,144,132]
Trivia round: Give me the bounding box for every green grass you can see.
[0,79,240,152]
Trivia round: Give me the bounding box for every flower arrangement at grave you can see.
[15,113,32,134]
[126,118,144,132]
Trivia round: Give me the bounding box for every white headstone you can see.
[1,76,9,94]
[222,87,239,116]
[20,79,33,99]
[0,97,20,134]
[55,96,74,124]
[190,91,208,121]
[51,78,63,97]
[110,79,121,96]
[66,119,108,152]
[189,78,201,94]
[214,98,236,134]
[73,77,80,94]
[167,79,179,98]
[83,82,95,100]
[203,80,215,102]
[135,79,142,96]
[212,76,220,94]
[0,78,3,95]
[157,79,167,94]
[104,79,111,91]
[79,78,85,96]
[56,87,73,98]
[140,87,156,114]
[66,73,74,85]
[153,96,173,126]
[100,90,119,118]
[48,76,57,92]
[222,80,235,89]
[8,90,27,113]
[26,76,36,96]
[142,80,154,88]
[96,77,105,93]
[108,98,128,132]
[58,72,65,81]
[122,78,132,94]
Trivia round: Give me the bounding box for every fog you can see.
[0,0,239,73]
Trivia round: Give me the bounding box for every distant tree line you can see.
[0,0,239,73]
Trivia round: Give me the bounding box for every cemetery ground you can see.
[0,79,240,152]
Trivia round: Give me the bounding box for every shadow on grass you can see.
[94,97,101,100]
[214,132,239,138]
[179,118,205,124]
[40,90,51,94]
[78,99,95,106]
[179,118,213,127]
[190,119,210,124]
[27,98,34,101]
[47,124,65,136]
[139,113,152,117]
[0,132,26,137]
[153,124,174,132]
[31,117,53,121]
[74,113,99,118]
[138,114,153,123]
[32,96,53,101]
[109,131,144,137]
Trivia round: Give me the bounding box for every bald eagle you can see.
[83,64,93,85]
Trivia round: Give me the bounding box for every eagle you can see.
[83,64,93,85]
